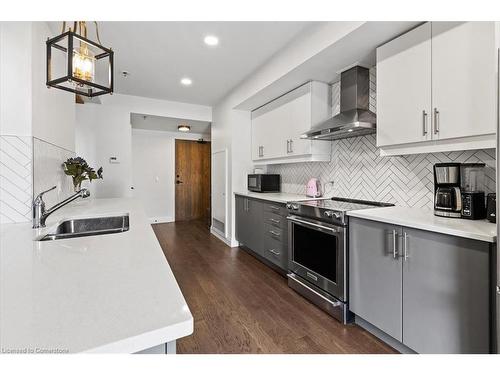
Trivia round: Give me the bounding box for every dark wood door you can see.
[175,140,211,221]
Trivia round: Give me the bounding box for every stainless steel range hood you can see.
[302,66,376,140]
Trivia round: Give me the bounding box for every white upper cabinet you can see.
[431,22,497,141]
[251,81,331,164]
[377,23,432,147]
[377,22,498,156]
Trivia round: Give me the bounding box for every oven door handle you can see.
[287,216,340,233]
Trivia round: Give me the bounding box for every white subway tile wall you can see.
[33,137,75,210]
[267,67,496,209]
[268,136,495,209]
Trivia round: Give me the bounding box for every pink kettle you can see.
[306,178,322,198]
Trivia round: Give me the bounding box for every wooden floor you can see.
[152,220,396,354]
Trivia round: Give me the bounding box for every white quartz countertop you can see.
[347,206,497,243]
[234,191,323,203]
[0,198,193,353]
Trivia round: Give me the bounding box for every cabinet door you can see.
[431,22,497,140]
[235,196,250,245]
[246,198,264,254]
[349,218,403,341]
[251,104,287,160]
[286,89,312,156]
[402,227,490,353]
[376,22,432,147]
[251,116,263,160]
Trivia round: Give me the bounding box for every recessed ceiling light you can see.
[204,35,219,46]
[180,77,192,86]
[178,125,191,132]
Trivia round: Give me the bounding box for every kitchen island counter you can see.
[0,198,192,353]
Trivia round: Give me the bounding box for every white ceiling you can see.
[130,113,211,135]
[49,21,312,106]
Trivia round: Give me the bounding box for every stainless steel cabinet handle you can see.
[422,110,428,135]
[269,205,281,211]
[403,232,409,260]
[261,146,264,157]
[269,218,280,224]
[286,140,290,153]
[269,249,280,256]
[289,139,293,153]
[433,108,439,134]
[392,229,397,259]
[497,285,500,295]
[269,230,280,237]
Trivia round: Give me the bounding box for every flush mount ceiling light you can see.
[180,77,192,86]
[46,21,114,97]
[204,35,219,46]
[178,125,191,132]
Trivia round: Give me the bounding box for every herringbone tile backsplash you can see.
[268,67,496,209]
[0,136,75,224]
[268,135,495,209]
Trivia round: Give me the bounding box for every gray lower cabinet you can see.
[349,217,490,354]
[402,227,490,354]
[235,195,288,271]
[235,195,263,255]
[349,218,403,341]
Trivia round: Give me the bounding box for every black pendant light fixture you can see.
[46,21,114,97]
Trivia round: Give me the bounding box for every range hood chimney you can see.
[302,66,376,140]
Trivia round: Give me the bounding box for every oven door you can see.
[288,215,346,301]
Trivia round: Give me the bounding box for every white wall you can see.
[31,22,75,152]
[0,22,76,224]
[75,93,212,199]
[131,129,210,223]
[0,22,32,136]
[211,22,364,246]
[0,22,76,150]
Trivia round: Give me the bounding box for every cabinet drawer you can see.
[264,224,287,243]
[263,212,287,228]
[263,202,287,216]
[262,236,288,270]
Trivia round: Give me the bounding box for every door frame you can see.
[173,138,211,222]
[210,148,229,240]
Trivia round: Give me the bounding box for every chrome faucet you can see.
[33,186,90,228]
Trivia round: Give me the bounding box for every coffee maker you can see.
[461,163,487,220]
[434,163,462,218]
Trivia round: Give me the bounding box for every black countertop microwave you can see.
[247,174,280,193]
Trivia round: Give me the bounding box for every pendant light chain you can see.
[59,21,101,43]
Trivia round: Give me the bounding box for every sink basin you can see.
[37,214,130,241]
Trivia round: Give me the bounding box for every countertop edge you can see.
[347,210,497,243]
[83,318,194,353]
[234,191,324,203]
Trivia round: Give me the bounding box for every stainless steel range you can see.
[286,197,393,323]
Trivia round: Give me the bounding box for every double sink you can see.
[37,214,130,241]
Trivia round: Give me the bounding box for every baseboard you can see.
[149,216,174,224]
[210,227,237,247]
